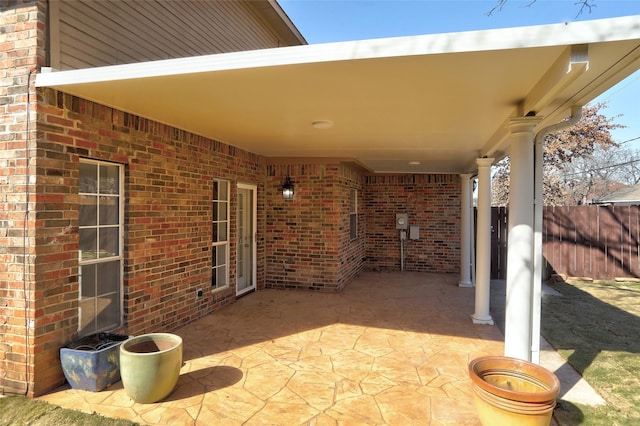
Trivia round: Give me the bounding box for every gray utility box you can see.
[409,225,420,240]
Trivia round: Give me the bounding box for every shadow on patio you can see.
[40,271,504,425]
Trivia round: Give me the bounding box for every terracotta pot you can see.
[119,333,183,403]
[468,356,560,426]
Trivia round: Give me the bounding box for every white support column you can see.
[459,174,473,288]
[472,158,494,325]
[505,117,542,361]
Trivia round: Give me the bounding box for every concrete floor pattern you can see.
[40,272,507,425]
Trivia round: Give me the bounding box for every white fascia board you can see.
[36,15,640,88]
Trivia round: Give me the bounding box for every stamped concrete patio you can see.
[39,272,506,425]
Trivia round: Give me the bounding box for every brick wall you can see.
[20,87,266,395]
[265,163,340,291]
[0,0,46,397]
[337,164,366,290]
[265,162,366,292]
[364,174,461,273]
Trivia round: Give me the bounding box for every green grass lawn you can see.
[542,279,640,425]
[0,395,139,426]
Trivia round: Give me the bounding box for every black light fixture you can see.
[282,175,294,200]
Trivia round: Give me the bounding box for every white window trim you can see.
[350,188,358,241]
[78,158,124,336]
[212,179,230,293]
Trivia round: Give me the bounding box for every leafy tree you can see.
[491,102,623,206]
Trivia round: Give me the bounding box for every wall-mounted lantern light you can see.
[282,176,294,200]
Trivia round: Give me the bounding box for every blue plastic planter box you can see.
[60,333,130,392]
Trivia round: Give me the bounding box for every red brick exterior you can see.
[0,0,47,397]
[27,87,266,395]
[337,165,366,289]
[0,1,462,397]
[265,163,366,292]
[364,174,461,273]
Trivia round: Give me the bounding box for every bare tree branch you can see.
[486,0,509,16]
[488,0,596,18]
[575,0,595,16]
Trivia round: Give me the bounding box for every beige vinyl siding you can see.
[54,0,292,70]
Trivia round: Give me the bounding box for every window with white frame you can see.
[350,188,358,240]
[78,159,123,336]
[212,179,229,291]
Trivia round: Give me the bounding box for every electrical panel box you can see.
[409,225,420,240]
[396,213,408,230]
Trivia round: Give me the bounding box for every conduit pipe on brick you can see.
[531,105,583,364]
[400,230,406,271]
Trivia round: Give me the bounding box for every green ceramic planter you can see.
[119,333,183,403]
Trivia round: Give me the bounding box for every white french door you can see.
[236,184,257,295]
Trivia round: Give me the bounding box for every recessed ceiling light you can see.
[408,161,420,166]
[311,120,333,129]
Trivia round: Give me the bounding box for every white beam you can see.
[523,45,588,115]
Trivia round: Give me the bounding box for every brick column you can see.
[0,0,48,396]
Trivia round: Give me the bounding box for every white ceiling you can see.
[36,16,640,174]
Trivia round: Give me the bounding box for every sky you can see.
[279,0,640,149]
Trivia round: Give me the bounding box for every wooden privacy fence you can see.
[488,205,640,280]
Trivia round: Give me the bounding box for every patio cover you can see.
[35,15,640,174]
